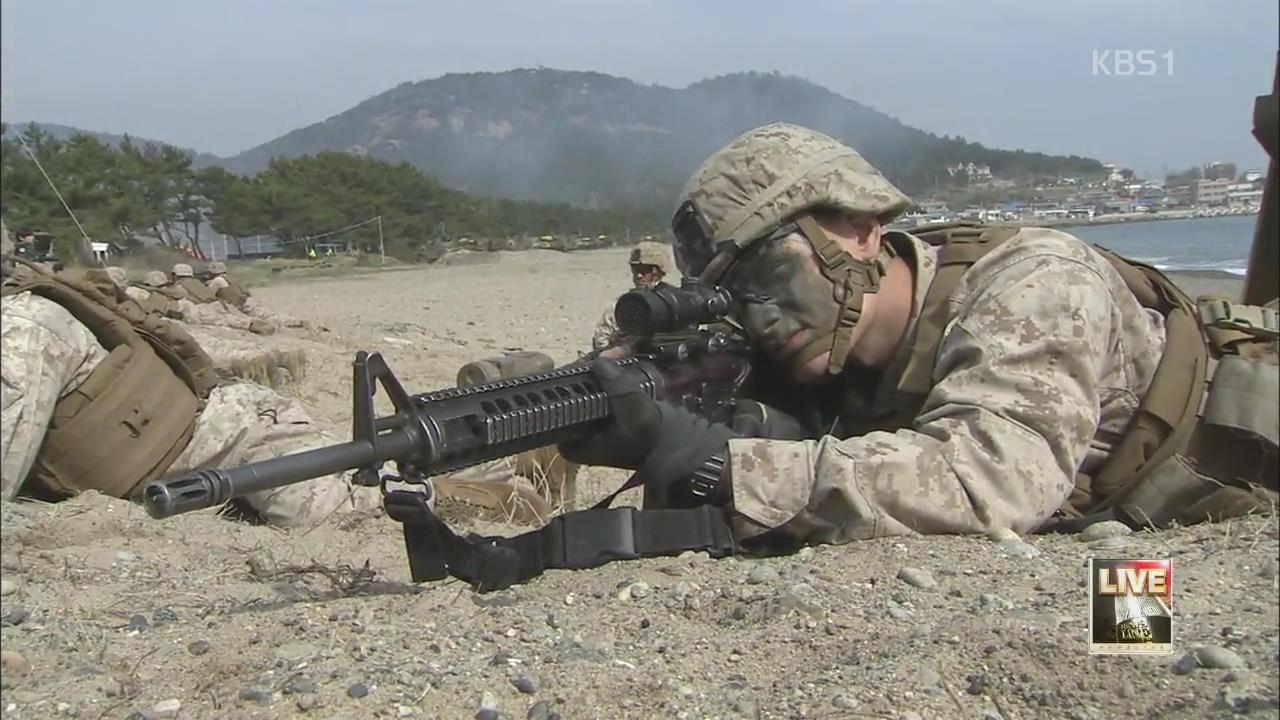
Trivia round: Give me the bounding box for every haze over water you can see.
[1070,215,1257,276]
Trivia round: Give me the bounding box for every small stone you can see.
[490,651,516,666]
[396,706,417,718]
[1,649,30,674]
[274,641,320,663]
[897,567,936,589]
[831,693,856,709]
[563,594,575,606]
[1195,646,1245,669]
[512,676,536,694]
[887,606,911,621]
[295,696,319,712]
[1260,559,1279,579]
[239,688,273,705]
[916,666,942,688]
[979,594,1013,611]
[527,700,552,720]
[127,614,149,631]
[966,674,988,695]
[347,682,370,698]
[629,582,650,599]
[671,581,697,600]
[187,640,211,656]
[1171,653,1199,675]
[480,691,499,710]
[747,565,780,584]
[2,608,31,627]
[115,551,137,562]
[999,540,1041,559]
[152,608,178,625]
[284,675,317,695]
[1079,521,1132,542]
[639,618,651,629]
[151,698,181,719]
[0,578,16,596]
[899,713,925,720]
[475,711,500,720]
[1087,536,1133,551]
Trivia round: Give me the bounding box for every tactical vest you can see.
[128,284,177,316]
[1,266,218,500]
[213,276,250,307]
[886,222,1278,529]
[176,276,218,303]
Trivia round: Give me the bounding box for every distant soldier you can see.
[204,261,306,329]
[137,269,275,334]
[172,263,219,303]
[590,241,675,351]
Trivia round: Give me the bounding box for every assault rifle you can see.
[142,279,750,588]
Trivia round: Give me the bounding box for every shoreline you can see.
[1017,208,1255,229]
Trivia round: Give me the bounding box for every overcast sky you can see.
[1,0,1276,179]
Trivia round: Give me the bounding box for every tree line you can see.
[1,123,667,262]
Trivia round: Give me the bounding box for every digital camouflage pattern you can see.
[726,228,1168,542]
[591,304,623,351]
[628,241,673,274]
[674,122,912,274]
[0,291,372,526]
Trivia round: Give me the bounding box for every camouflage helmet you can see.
[143,270,169,287]
[103,266,128,287]
[207,261,227,275]
[628,241,672,275]
[172,263,194,278]
[671,123,912,277]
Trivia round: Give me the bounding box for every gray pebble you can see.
[916,666,942,688]
[512,676,536,694]
[187,640,210,656]
[284,675,317,695]
[831,693,856,709]
[629,581,650,599]
[150,699,181,719]
[127,615,149,631]
[887,606,911,621]
[1079,520,1132,542]
[475,711,500,720]
[747,565,780,585]
[295,695,319,712]
[347,682,370,698]
[671,581,697,600]
[1259,559,1279,579]
[125,713,147,720]
[2,608,31,627]
[0,578,16,596]
[115,551,137,562]
[151,608,178,625]
[527,701,552,720]
[1171,653,1199,675]
[1087,536,1134,551]
[238,688,273,705]
[999,539,1041,559]
[1195,646,1245,669]
[896,567,936,589]
[274,641,320,663]
[979,594,1014,611]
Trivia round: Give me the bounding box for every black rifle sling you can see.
[384,489,735,592]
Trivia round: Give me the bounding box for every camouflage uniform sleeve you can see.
[206,276,230,292]
[1,293,110,500]
[727,254,1122,542]
[591,301,621,351]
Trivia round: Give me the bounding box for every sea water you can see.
[1069,215,1256,276]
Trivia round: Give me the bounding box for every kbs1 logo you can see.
[1092,50,1175,76]
[1088,558,1173,655]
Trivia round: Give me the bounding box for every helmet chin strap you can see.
[793,214,896,375]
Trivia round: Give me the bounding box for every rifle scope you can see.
[614,279,733,336]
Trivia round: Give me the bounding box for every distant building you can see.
[1242,169,1264,183]
[1193,178,1231,206]
[945,162,992,179]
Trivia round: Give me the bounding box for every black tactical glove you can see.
[557,357,737,508]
